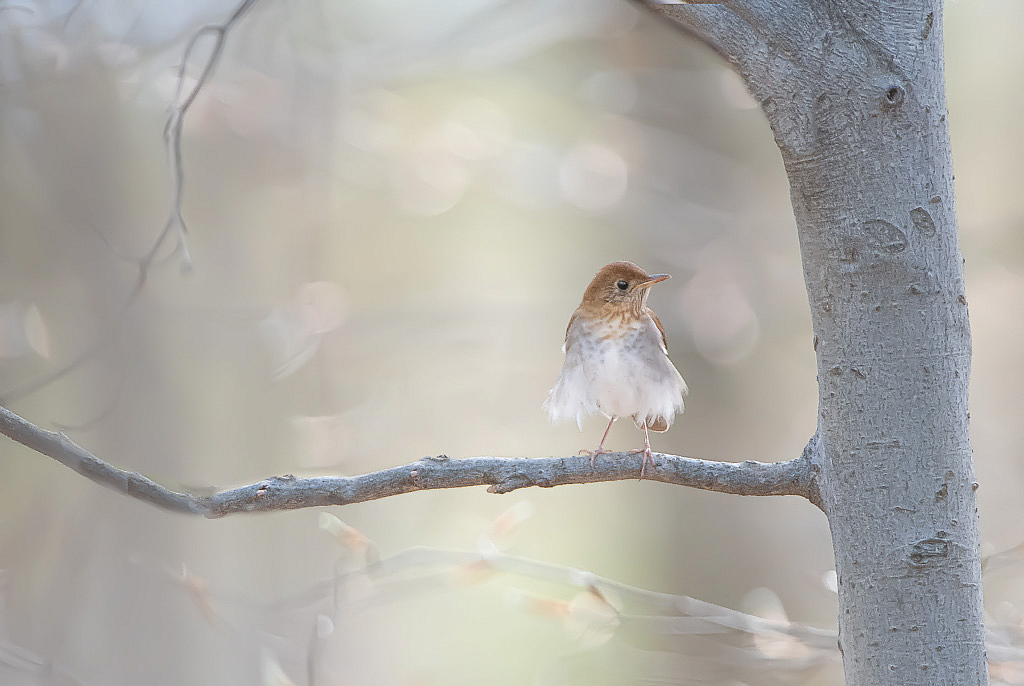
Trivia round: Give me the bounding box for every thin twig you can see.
[0,405,818,518]
[0,0,262,404]
[0,636,86,686]
[163,0,262,270]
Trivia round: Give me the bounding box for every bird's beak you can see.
[637,274,670,289]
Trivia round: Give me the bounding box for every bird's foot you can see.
[579,447,611,468]
[628,446,655,480]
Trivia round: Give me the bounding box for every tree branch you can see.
[0,405,819,517]
[638,0,820,117]
[640,0,812,63]
[642,2,763,67]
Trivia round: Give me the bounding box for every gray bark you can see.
[650,1,985,684]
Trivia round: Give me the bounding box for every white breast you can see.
[544,313,687,430]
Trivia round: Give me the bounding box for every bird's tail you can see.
[633,414,670,432]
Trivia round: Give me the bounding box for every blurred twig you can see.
[173,543,1024,685]
[0,404,820,516]
[151,528,1024,685]
[156,541,843,683]
[0,637,86,686]
[318,546,841,682]
[0,0,261,405]
[162,0,262,272]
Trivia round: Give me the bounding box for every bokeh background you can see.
[1,0,1022,684]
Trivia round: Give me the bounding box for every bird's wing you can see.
[565,311,578,342]
[649,310,669,354]
[562,311,579,354]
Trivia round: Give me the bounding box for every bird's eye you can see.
[616,280,628,290]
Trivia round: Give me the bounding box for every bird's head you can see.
[581,261,670,310]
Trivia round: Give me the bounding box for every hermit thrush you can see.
[544,261,687,478]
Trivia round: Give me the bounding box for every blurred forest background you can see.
[1,0,1022,684]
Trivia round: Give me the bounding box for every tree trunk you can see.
[653,1,987,683]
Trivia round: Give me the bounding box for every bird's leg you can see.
[579,416,616,467]
[629,421,655,480]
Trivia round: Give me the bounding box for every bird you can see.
[543,261,687,479]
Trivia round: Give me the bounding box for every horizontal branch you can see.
[0,405,819,518]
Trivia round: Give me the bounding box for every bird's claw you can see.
[628,447,655,480]
[579,447,611,468]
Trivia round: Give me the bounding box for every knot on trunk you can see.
[909,534,951,568]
